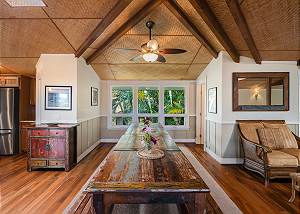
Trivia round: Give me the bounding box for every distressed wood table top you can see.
[86,123,209,193]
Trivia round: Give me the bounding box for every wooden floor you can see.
[1,143,299,214]
[0,144,113,214]
[185,144,300,214]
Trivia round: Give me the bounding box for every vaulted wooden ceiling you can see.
[0,0,299,79]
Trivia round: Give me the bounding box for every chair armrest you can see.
[240,134,272,153]
[238,128,272,164]
[292,132,300,148]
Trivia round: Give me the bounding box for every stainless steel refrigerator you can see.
[0,88,19,155]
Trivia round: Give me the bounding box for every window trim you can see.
[108,83,189,130]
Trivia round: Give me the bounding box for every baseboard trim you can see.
[174,139,196,143]
[100,139,119,143]
[206,148,243,164]
[100,138,196,143]
[77,140,101,162]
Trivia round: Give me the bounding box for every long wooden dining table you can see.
[86,123,210,214]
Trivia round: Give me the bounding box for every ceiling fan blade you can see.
[156,54,166,63]
[159,48,187,54]
[115,48,140,52]
[129,55,143,62]
[141,43,148,50]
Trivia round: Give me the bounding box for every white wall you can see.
[77,57,101,122]
[36,54,78,123]
[36,54,102,162]
[197,52,299,163]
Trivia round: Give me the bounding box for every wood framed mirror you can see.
[233,72,289,111]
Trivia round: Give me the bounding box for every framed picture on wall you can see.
[208,87,217,114]
[45,86,72,110]
[91,87,99,106]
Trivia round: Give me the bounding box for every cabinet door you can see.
[31,138,48,158]
[48,138,65,159]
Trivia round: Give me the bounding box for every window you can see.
[138,87,159,114]
[111,87,133,127]
[110,84,188,129]
[163,87,186,126]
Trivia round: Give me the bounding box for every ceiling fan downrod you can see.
[146,20,155,40]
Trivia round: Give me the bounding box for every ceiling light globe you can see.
[143,53,158,62]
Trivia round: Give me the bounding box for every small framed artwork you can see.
[208,87,217,114]
[45,86,72,110]
[91,87,99,106]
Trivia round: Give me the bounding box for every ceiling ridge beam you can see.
[224,0,261,64]
[188,0,239,63]
[75,0,133,58]
[86,0,165,64]
[163,0,218,58]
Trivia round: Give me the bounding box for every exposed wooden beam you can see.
[188,0,240,63]
[164,0,218,58]
[225,0,261,64]
[75,0,133,58]
[86,0,164,64]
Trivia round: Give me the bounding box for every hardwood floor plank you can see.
[0,144,113,214]
[184,144,300,214]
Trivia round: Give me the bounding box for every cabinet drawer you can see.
[49,129,65,137]
[31,129,49,136]
[48,160,65,167]
[31,160,47,167]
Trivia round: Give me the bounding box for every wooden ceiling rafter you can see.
[224,0,261,64]
[75,0,133,57]
[86,0,165,64]
[163,0,218,59]
[188,0,240,63]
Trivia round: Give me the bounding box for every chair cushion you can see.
[280,149,300,165]
[263,123,298,149]
[239,122,264,144]
[257,128,284,149]
[267,150,298,167]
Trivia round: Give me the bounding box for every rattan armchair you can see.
[237,120,300,187]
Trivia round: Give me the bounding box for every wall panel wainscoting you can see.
[205,119,299,164]
[77,117,101,162]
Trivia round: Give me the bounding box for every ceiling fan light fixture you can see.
[147,39,159,50]
[143,53,158,62]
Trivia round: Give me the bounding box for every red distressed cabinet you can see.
[27,124,77,171]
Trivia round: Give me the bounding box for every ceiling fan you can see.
[117,20,187,63]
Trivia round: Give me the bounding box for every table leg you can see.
[93,193,104,213]
[194,193,207,214]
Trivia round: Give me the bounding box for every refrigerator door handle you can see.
[0,130,12,135]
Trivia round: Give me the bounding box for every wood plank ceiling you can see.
[0,0,299,79]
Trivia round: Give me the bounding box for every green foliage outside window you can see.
[138,88,159,114]
[164,88,185,114]
[112,117,132,126]
[112,87,133,114]
[165,117,184,126]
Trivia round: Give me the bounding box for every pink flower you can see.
[151,136,158,144]
[142,126,152,133]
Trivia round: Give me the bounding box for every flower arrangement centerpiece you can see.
[137,118,164,159]
[141,124,157,152]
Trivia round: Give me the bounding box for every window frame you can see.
[108,83,189,130]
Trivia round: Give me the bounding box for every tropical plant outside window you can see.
[164,87,185,126]
[138,87,159,114]
[111,87,133,126]
[110,86,187,128]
